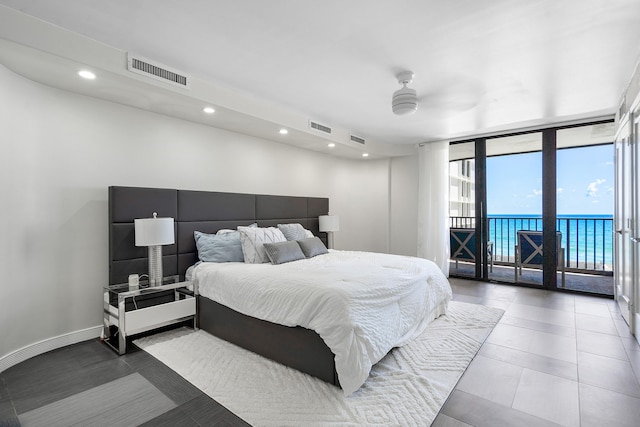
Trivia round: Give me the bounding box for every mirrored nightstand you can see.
[102,276,196,355]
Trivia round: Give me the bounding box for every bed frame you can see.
[108,186,339,385]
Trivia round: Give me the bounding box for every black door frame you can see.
[450,119,614,291]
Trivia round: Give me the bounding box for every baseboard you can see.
[0,325,102,374]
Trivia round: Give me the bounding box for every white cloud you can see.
[586,179,606,197]
[527,189,542,198]
[557,187,564,193]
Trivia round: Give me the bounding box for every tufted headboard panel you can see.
[108,186,329,284]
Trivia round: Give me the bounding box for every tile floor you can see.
[433,278,640,427]
[2,278,639,426]
[0,329,249,426]
[449,261,614,296]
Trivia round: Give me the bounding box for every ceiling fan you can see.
[392,70,418,115]
[392,70,485,116]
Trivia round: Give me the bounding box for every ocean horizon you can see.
[485,214,613,270]
[488,214,613,218]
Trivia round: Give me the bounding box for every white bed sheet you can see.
[192,250,452,395]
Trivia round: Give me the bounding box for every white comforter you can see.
[192,250,452,395]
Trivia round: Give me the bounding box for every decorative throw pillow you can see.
[237,227,287,263]
[216,229,235,235]
[297,236,329,258]
[304,229,314,238]
[277,223,307,241]
[263,240,306,265]
[194,231,244,263]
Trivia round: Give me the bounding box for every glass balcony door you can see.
[449,120,614,293]
[449,141,486,279]
[486,133,544,286]
[614,118,633,324]
[557,125,615,295]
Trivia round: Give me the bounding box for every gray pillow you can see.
[277,223,307,241]
[297,237,328,258]
[263,240,306,265]
[194,231,244,263]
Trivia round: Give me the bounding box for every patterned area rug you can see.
[135,301,503,426]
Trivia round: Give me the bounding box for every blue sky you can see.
[486,144,614,215]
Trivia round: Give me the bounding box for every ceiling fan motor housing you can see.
[392,86,418,115]
[392,71,418,115]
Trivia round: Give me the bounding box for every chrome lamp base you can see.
[147,245,163,286]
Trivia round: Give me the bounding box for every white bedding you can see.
[191,250,452,395]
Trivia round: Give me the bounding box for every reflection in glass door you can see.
[557,124,615,295]
[614,120,633,323]
[448,141,478,279]
[486,133,543,286]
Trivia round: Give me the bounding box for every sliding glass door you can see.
[557,124,614,295]
[449,141,480,279]
[486,133,543,286]
[449,121,615,294]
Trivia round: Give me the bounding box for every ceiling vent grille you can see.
[350,135,365,145]
[309,120,332,134]
[127,54,191,89]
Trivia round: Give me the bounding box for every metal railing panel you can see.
[449,216,613,274]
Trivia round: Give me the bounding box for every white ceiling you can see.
[2,0,640,152]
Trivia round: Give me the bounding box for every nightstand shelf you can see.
[102,276,196,355]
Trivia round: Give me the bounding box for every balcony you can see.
[449,216,614,296]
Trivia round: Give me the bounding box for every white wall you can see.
[0,65,409,364]
[390,155,419,256]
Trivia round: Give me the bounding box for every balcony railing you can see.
[450,216,613,274]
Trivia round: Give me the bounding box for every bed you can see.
[108,186,452,395]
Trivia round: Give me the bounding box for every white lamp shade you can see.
[135,217,175,246]
[319,215,340,232]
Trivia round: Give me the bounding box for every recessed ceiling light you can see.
[279,128,289,135]
[328,143,336,148]
[362,153,369,157]
[78,70,96,80]
[203,107,215,114]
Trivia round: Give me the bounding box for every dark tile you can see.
[17,373,175,427]
[6,351,134,414]
[131,353,201,406]
[121,343,157,365]
[139,406,200,427]
[181,395,250,426]
[0,378,18,427]
[3,339,117,383]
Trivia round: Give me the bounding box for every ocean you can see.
[487,214,613,270]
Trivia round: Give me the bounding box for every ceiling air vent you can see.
[309,120,332,134]
[127,53,191,89]
[350,135,365,145]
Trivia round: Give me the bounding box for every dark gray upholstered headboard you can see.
[109,186,329,284]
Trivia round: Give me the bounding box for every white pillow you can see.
[304,229,314,238]
[216,229,236,235]
[238,227,287,263]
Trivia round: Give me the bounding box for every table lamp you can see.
[319,214,339,249]
[135,212,175,286]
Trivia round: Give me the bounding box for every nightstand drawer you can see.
[125,298,196,335]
